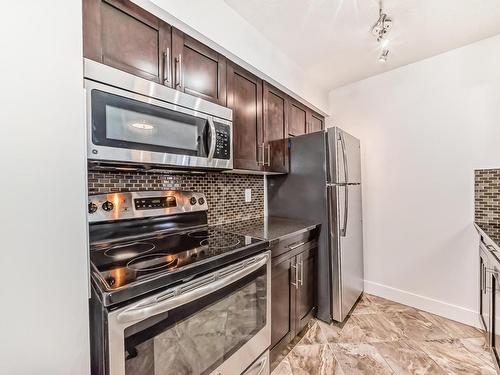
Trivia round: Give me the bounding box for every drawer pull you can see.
[288,241,306,250]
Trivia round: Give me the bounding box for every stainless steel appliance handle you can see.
[117,253,269,323]
[207,117,216,160]
[162,48,170,84]
[339,132,349,237]
[265,144,271,166]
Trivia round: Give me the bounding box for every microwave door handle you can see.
[207,117,216,160]
[117,253,269,324]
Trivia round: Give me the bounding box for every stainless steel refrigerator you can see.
[268,127,363,323]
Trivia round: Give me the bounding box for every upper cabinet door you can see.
[307,111,324,133]
[171,29,227,106]
[288,100,308,137]
[227,62,263,171]
[83,0,172,85]
[263,82,289,173]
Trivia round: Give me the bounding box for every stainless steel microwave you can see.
[84,59,233,171]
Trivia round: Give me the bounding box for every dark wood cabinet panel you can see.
[172,29,227,105]
[263,82,289,173]
[271,256,295,350]
[308,111,324,133]
[289,100,308,137]
[295,247,317,332]
[83,0,171,84]
[227,62,263,171]
[270,236,318,365]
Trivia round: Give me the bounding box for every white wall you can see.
[134,0,329,113]
[328,34,500,326]
[0,2,90,374]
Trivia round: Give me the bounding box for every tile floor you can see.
[271,293,496,375]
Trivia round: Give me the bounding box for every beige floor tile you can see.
[418,338,497,375]
[272,358,293,375]
[417,311,484,339]
[287,344,344,375]
[316,319,344,342]
[298,322,327,345]
[460,337,496,367]
[352,294,380,315]
[340,313,405,343]
[373,340,446,375]
[331,342,394,375]
[387,311,450,341]
[366,294,418,314]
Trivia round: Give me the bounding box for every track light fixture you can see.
[371,1,392,63]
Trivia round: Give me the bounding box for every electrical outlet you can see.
[245,189,252,203]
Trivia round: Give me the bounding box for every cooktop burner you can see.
[104,241,155,259]
[90,227,263,303]
[126,253,177,272]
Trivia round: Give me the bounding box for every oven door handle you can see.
[117,253,269,324]
[207,117,216,161]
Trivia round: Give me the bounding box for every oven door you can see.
[85,79,232,170]
[107,251,270,375]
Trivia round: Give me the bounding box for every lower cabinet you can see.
[270,237,317,363]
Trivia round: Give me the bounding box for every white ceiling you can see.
[224,0,500,90]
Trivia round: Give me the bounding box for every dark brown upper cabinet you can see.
[263,82,289,173]
[83,0,172,85]
[171,29,227,106]
[307,111,324,133]
[227,62,263,171]
[288,99,308,137]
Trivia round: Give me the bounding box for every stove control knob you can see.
[88,202,98,214]
[198,197,205,205]
[189,197,197,205]
[102,201,114,211]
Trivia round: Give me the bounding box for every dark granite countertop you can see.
[218,216,320,245]
[475,222,500,251]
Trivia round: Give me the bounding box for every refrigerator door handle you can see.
[342,185,348,237]
[339,132,349,237]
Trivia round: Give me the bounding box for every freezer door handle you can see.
[339,131,349,183]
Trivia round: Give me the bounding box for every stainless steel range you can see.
[88,190,270,375]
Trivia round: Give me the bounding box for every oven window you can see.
[91,90,210,157]
[123,266,267,375]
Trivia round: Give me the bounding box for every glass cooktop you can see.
[90,227,266,305]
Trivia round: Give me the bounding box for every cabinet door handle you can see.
[257,144,263,165]
[288,241,305,250]
[265,144,271,166]
[298,256,304,287]
[175,54,182,89]
[291,262,299,289]
[163,48,170,84]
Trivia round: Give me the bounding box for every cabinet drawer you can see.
[271,229,317,259]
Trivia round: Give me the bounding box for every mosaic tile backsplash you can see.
[475,169,500,226]
[88,171,264,225]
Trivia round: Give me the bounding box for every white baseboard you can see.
[364,280,482,329]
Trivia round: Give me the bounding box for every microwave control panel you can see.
[214,122,231,160]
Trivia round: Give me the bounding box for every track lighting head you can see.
[378,49,389,63]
